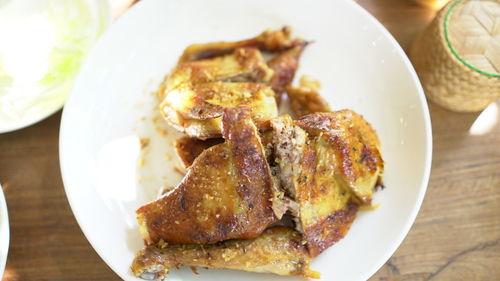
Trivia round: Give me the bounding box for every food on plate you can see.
[173,137,223,169]
[271,110,383,256]
[132,27,384,279]
[158,27,306,139]
[286,75,330,118]
[162,48,274,97]
[131,227,319,280]
[160,81,278,139]
[287,85,331,118]
[177,26,305,63]
[136,108,286,245]
[296,111,383,204]
[267,44,307,103]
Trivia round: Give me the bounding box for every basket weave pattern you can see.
[410,0,500,112]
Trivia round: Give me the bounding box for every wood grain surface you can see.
[1,0,499,280]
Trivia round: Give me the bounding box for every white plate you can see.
[0,185,9,279]
[59,0,432,280]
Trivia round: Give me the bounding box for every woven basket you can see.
[410,0,500,112]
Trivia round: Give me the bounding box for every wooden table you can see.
[1,1,499,280]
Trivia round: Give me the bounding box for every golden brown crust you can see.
[131,227,320,280]
[164,48,274,97]
[221,107,280,226]
[177,26,306,63]
[174,137,224,168]
[136,27,386,279]
[295,133,358,256]
[296,110,384,204]
[136,108,278,245]
[286,86,331,118]
[302,202,358,257]
[267,45,307,103]
[270,111,383,257]
[255,26,306,52]
[159,31,308,138]
[160,82,278,139]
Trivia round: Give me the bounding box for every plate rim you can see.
[0,185,10,279]
[59,0,433,280]
[347,1,433,280]
[0,100,65,134]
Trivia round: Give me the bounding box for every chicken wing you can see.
[177,26,305,63]
[271,110,383,256]
[137,107,285,245]
[268,45,307,104]
[160,82,278,139]
[162,48,274,97]
[131,227,319,280]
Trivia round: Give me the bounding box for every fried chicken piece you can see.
[131,227,319,280]
[174,137,224,169]
[160,82,278,139]
[299,75,322,92]
[137,107,285,245]
[296,110,384,204]
[159,48,278,139]
[177,26,305,63]
[286,81,330,118]
[268,45,307,104]
[271,110,383,257]
[173,131,277,169]
[161,48,274,98]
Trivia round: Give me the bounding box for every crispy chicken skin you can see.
[158,30,309,138]
[173,137,224,168]
[172,131,277,169]
[268,43,307,104]
[162,48,274,97]
[136,108,283,245]
[160,82,278,139]
[287,85,331,118]
[296,110,384,204]
[177,26,306,63]
[268,45,307,104]
[131,227,320,280]
[271,110,383,256]
[134,27,386,280]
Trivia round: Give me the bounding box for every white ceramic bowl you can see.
[60,0,432,280]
